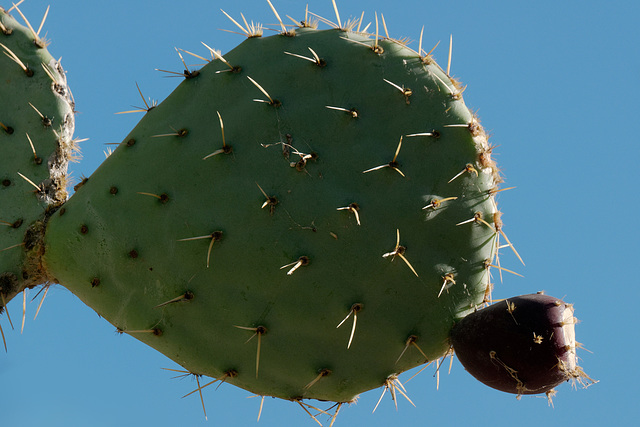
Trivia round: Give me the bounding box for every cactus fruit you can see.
[0,5,75,320]
[1,1,592,421]
[450,293,591,395]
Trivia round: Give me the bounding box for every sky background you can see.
[2,0,638,425]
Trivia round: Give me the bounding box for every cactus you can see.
[0,4,75,327]
[0,1,592,422]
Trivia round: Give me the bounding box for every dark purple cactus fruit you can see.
[450,293,580,395]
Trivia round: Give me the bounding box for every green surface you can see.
[0,7,75,308]
[43,27,499,402]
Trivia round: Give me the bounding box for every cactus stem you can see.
[337,203,361,225]
[0,42,32,75]
[155,291,195,308]
[422,197,457,210]
[304,368,332,390]
[437,273,456,298]
[336,303,362,349]
[280,256,309,275]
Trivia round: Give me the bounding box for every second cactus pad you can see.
[43,25,501,402]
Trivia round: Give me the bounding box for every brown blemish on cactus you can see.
[79,224,88,235]
[128,249,139,259]
[90,277,100,287]
[126,138,136,147]
[2,179,11,187]
[109,186,118,195]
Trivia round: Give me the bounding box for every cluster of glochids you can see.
[0,1,593,425]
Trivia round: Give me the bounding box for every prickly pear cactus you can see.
[0,5,75,314]
[41,20,500,402]
[1,2,592,419]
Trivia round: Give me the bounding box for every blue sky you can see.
[2,0,638,425]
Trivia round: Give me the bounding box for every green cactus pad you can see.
[0,6,75,309]
[43,24,501,402]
